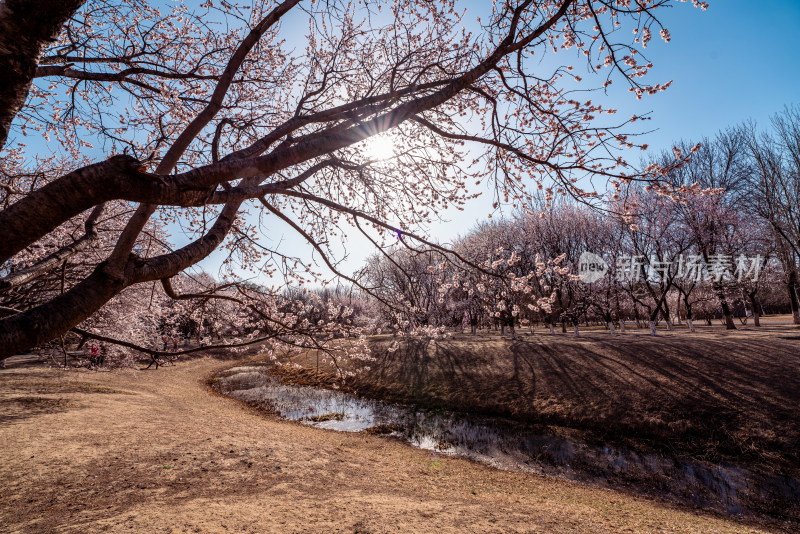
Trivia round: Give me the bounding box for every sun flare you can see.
[363,135,395,161]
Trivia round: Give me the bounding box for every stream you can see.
[214,364,798,524]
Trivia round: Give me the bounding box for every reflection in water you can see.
[215,365,798,522]
[216,366,529,463]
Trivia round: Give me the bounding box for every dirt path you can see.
[0,358,779,533]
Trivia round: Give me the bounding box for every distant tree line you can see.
[358,107,800,336]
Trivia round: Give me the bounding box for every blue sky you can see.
[620,0,800,150]
[212,0,800,285]
[423,0,800,236]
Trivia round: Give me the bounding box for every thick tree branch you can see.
[71,326,281,361]
[0,155,147,264]
[0,195,243,358]
[104,0,300,279]
[34,64,218,84]
[0,263,127,357]
[0,1,574,263]
[131,200,245,283]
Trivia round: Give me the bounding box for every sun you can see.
[363,135,395,161]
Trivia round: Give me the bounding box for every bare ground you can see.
[0,358,782,533]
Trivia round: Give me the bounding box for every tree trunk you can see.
[0,0,87,148]
[661,306,674,331]
[549,323,555,335]
[661,299,671,326]
[706,273,737,329]
[607,321,616,334]
[748,292,761,327]
[573,324,579,337]
[683,295,694,331]
[618,320,626,333]
[649,321,657,337]
[718,293,737,330]
[788,270,800,325]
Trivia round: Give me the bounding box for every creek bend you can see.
[213,363,798,525]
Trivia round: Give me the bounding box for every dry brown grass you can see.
[282,318,800,522]
[0,358,783,533]
[293,321,799,467]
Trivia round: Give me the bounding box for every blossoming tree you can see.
[0,0,708,360]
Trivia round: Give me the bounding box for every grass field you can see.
[284,317,800,522]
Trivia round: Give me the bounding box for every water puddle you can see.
[214,364,798,523]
